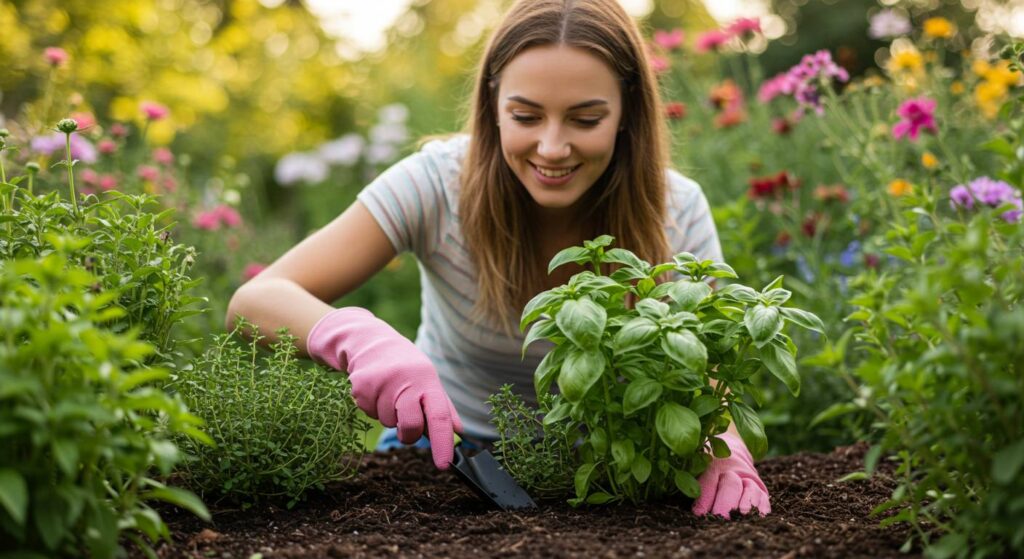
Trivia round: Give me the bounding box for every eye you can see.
[575,118,602,127]
[510,114,538,123]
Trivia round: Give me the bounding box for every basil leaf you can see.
[556,298,607,349]
[656,402,701,456]
[558,347,606,402]
[744,304,783,348]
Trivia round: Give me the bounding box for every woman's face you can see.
[496,44,623,222]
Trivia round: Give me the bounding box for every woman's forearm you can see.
[225,277,335,357]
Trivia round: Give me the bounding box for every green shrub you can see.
[486,384,576,499]
[511,236,822,505]
[172,320,370,508]
[0,246,210,558]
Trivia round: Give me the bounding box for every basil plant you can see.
[520,235,824,505]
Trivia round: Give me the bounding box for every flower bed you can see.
[142,444,915,558]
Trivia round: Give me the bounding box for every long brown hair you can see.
[459,0,671,334]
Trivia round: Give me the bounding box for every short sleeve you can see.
[355,136,464,256]
[665,170,723,263]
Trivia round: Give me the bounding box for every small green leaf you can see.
[710,436,731,458]
[690,394,720,417]
[0,468,28,526]
[992,439,1024,485]
[574,462,598,498]
[589,428,608,454]
[668,280,712,311]
[759,338,799,396]
[520,289,564,332]
[635,298,669,319]
[729,401,767,460]
[744,305,783,348]
[706,262,738,278]
[543,400,572,425]
[613,317,660,354]
[656,402,701,456]
[661,330,707,373]
[586,492,616,504]
[548,246,590,274]
[558,347,606,402]
[534,345,567,395]
[673,469,701,498]
[631,454,652,483]
[522,318,558,356]
[144,486,211,521]
[779,307,826,336]
[761,288,791,305]
[716,284,759,304]
[556,298,607,349]
[611,439,635,472]
[603,248,647,270]
[623,378,663,416]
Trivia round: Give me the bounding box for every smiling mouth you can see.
[531,162,582,178]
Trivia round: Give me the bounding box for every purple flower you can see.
[950,177,1023,223]
[869,9,911,40]
[778,50,850,115]
[30,132,97,163]
[757,72,796,103]
[892,97,937,141]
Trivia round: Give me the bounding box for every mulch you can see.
[141,442,916,558]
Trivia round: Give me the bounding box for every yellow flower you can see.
[923,17,956,39]
[888,179,913,197]
[863,75,886,88]
[975,80,1008,118]
[983,60,1022,88]
[950,81,965,95]
[972,59,991,77]
[886,45,924,77]
[921,152,939,169]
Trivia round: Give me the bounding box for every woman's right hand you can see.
[306,307,463,470]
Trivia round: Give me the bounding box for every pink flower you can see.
[649,54,670,73]
[653,29,685,51]
[98,139,117,155]
[695,30,731,53]
[726,18,761,38]
[140,101,169,121]
[110,123,129,138]
[215,205,242,228]
[81,169,100,186]
[193,211,220,231]
[242,263,267,282]
[892,97,937,141]
[70,112,96,131]
[153,147,174,165]
[757,72,797,103]
[44,47,69,67]
[137,165,159,182]
[99,175,118,191]
[161,176,178,193]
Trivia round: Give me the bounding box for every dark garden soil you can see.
[143,443,917,559]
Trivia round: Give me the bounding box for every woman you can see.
[227,0,769,518]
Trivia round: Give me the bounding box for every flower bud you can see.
[57,118,78,134]
[26,162,40,174]
[0,137,5,149]
[0,128,10,138]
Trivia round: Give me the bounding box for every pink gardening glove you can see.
[692,431,771,518]
[306,307,463,470]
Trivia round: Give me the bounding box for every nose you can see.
[536,124,571,161]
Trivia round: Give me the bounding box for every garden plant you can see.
[499,236,823,505]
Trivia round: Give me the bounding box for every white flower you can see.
[378,103,409,124]
[318,133,364,166]
[274,151,329,186]
[370,122,408,146]
[869,9,911,40]
[223,189,241,205]
[365,143,398,165]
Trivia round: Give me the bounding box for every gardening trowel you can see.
[450,445,537,511]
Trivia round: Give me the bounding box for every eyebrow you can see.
[506,95,608,110]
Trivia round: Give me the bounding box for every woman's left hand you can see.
[691,431,771,519]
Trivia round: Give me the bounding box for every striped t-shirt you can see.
[356,134,723,438]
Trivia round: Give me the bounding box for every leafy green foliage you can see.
[0,247,209,558]
[486,384,576,499]
[172,319,370,508]
[510,236,822,505]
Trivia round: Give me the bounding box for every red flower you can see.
[775,230,792,247]
[715,109,746,128]
[665,102,687,120]
[747,171,799,199]
[813,184,850,203]
[864,253,880,269]
[709,79,744,111]
[771,117,792,135]
[801,214,821,237]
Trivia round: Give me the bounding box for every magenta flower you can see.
[193,211,220,231]
[192,205,243,231]
[44,47,69,67]
[649,54,670,73]
[215,205,242,228]
[99,175,118,191]
[757,72,797,103]
[726,18,761,38]
[110,123,129,138]
[892,97,937,141]
[98,139,117,155]
[950,177,1022,222]
[653,29,685,51]
[695,30,731,53]
[140,101,169,121]
[777,50,850,115]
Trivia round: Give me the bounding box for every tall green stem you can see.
[64,133,79,215]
